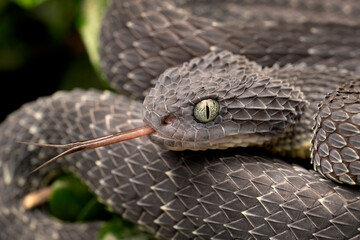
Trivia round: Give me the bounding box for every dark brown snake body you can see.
[1,0,360,239]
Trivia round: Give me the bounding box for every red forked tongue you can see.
[20,125,155,173]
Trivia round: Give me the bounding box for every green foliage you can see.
[49,173,110,222]
[11,0,46,9]
[77,0,110,73]
[98,217,155,240]
[31,0,82,41]
[10,0,82,42]
[1,0,110,84]
[49,174,154,240]
[0,0,112,122]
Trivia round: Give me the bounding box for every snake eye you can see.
[194,99,219,123]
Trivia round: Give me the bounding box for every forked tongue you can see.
[20,125,155,173]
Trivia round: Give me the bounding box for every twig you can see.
[23,186,52,209]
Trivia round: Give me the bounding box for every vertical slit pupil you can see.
[206,103,210,120]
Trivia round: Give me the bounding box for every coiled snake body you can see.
[1,0,360,239]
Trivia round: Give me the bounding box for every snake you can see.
[1,0,360,239]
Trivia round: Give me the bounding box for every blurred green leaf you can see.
[98,217,154,240]
[76,197,107,222]
[32,0,81,41]
[49,174,109,222]
[11,0,46,9]
[78,0,110,77]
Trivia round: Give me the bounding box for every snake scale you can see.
[1,0,360,239]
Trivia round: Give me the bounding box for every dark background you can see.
[0,0,105,122]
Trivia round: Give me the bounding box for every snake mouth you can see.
[20,125,156,173]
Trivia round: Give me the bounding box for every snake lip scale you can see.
[1,0,360,239]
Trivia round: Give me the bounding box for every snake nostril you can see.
[163,116,173,124]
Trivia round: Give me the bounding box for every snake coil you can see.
[0,0,360,239]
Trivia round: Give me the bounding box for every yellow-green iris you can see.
[194,99,219,123]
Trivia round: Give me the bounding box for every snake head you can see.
[24,51,307,172]
[143,51,307,151]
